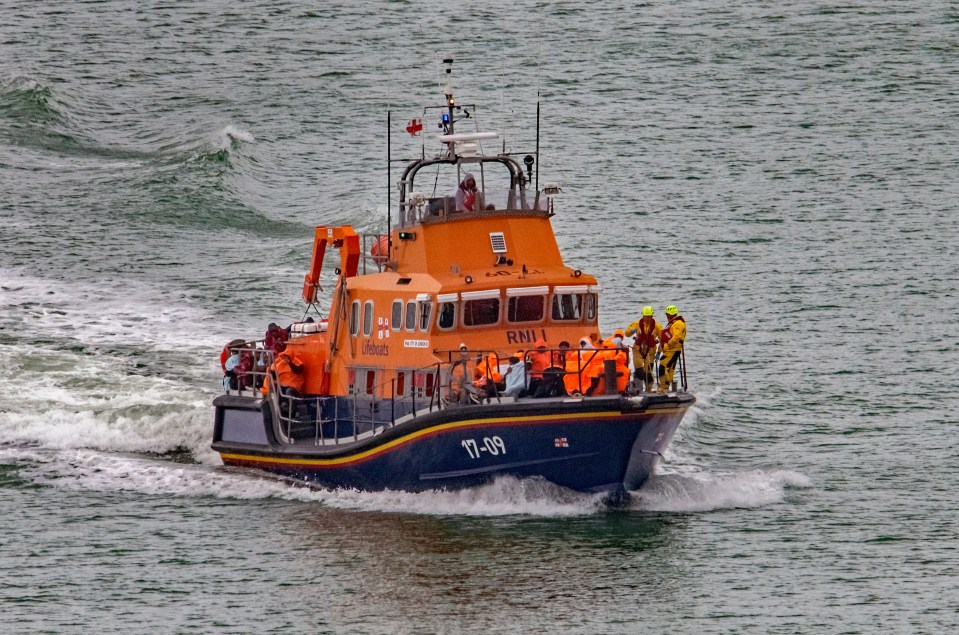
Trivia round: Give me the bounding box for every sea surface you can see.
[2,1,957,633]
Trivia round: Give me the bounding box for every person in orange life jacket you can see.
[534,340,569,398]
[658,305,686,392]
[625,305,663,391]
[274,349,306,397]
[599,330,630,394]
[525,339,551,395]
[565,337,601,396]
[454,173,486,212]
[473,352,503,399]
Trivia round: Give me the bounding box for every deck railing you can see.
[222,341,687,446]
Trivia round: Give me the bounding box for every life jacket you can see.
[459,181,477,211]
[265,327,288,354]
[661,316,685,347]
[637,317,658,349]
[528,349,551,379]
[473,354,502,386]
[275,352,305,393]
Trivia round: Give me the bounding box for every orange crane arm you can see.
[301,226,360,304]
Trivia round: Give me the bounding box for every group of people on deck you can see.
[450,305,686,402]
[220,321,303,395]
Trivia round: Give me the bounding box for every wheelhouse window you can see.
[391,300,403,330]
[436,293,458,330]
[462,293,501,327]
[437,302,456,329]
[508,295,544,322]
[405,301,417,331]
[506,286,548,323]
[363,301,374,337]
[586,293,597,322]
[418,302,433,332]
[350,300,360,335]
[551,294,583,321]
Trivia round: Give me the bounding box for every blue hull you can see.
[212,394,693,494]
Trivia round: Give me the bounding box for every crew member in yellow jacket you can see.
[625,306,662,392]
[658,305,686,392]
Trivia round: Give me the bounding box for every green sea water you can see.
[2,1,957,633]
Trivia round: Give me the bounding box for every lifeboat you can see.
[211,57,694,500]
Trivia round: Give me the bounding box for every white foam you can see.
[223,124,255,143]
[632,469,813,512]
[5,447,604,517]
[315,476,603,517]
[3,440,809,516]
[0,267,229,351]
[0,340,220,463]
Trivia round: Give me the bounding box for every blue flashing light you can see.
[441,113,450,124]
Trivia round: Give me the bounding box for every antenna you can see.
[535,92,540,192]
[387,109,392,256]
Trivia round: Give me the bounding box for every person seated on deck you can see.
[264,322,288,354]
[473,351,504,400]
[274,350,305,397]
[599,330,630,394]
[273,348,313,422]
[566,337,603,397]
[502,355,528,398]
[221,338,246,391]
[454,173,487,212]
[525,339,551,396]
[533,341,569,398]
[448,343,474,403]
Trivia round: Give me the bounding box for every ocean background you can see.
[2,1,957,633]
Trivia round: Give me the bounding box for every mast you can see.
[387,109,392,251]
[444,54,455,136]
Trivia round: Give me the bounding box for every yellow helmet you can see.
[642,305,654,316]
[665,305,679,316]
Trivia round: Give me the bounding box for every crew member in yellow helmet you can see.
[625,305,662,392]
[658,305,686,392]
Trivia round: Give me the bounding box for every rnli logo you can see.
[377,317,391,340]
[507,328,548,345]
[554,437,569,448]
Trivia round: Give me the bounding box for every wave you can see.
[0,439,810,517]
[632,469,812,512]
[1,75,256,170]
[0,75,68,126]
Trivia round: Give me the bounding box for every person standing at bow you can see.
[658,305,686,392]
[625,306,662,392]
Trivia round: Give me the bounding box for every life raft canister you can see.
[370,235,389,264]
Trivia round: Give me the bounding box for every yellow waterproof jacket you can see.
[625,317,662,353]
[660,317,686,355]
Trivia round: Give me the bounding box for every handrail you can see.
[237,341,690,447]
